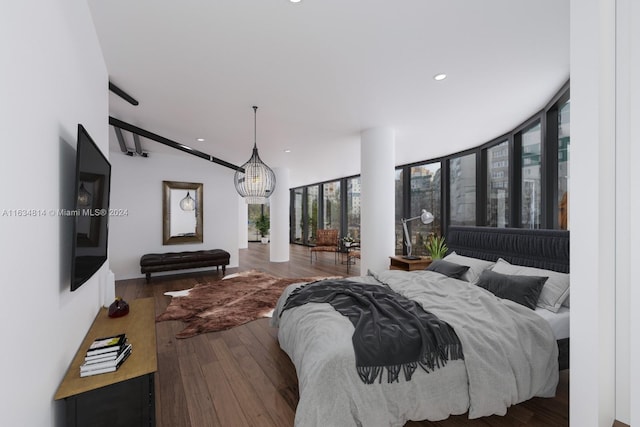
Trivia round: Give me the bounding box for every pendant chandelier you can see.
[234,106,276,204]
[77,183,91,207]
[179,191,195,211]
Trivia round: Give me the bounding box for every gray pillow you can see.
[491,258,570,313]
[426,259,470,279]
[442,252,495,283]
[476,270,548,310]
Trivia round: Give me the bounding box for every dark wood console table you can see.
[55,298,157,427]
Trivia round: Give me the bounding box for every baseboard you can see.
[613,420,630,427]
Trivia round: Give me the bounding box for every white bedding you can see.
[272,270,559,427]
[534,306,570,340]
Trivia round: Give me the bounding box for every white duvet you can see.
[271,270,559,427]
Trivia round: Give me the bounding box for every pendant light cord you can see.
[253,105,258,149]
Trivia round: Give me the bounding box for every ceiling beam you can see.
[109,116,243,172]
[108,81,139,106]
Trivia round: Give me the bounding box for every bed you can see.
[271,226,570,426]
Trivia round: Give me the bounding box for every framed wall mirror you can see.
[163,180,203,245]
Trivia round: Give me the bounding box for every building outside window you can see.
[521,122,542,229]
[409,162,441,256]
[487,140,510,227]
[450,153,476,226]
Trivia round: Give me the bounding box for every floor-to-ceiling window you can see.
[292,188,303,243]
[486,140,510,227]
[520,121,542,229]
[346,177,361,241]
[394,169,404,254]
[306,185,319,245]
[408,162,441,256]
[449,153,476,226]
[322,181,341,232]
[558,100,570,230]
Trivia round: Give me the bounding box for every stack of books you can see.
[80,333,132,377]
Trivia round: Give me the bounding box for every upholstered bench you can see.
[140,249,230,283]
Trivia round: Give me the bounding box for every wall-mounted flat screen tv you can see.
[70,124,111,291]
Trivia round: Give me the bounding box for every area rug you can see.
[156,270,338,338]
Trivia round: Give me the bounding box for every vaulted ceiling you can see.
[88,0,569,187]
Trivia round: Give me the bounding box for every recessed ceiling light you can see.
[284,149,291,153]
[290,0,301,3]
[433,73,447,81]
[196,138,205,142]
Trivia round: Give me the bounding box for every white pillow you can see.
[491,258,570,313]
[442,252,495,283]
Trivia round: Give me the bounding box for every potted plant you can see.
[424,233,447,259]
[255,214,270,244]
[342,235,355,247]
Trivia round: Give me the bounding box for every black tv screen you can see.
[70,124,111,291]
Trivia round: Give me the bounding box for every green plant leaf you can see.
[424,235,448,259]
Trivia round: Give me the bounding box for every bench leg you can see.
[222,265,226,276]
[145,273,151,283]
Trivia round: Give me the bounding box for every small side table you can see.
[343,243,360,273]
[389,255,432,271]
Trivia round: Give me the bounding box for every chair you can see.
[310,229,339,264]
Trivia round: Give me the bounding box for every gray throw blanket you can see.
[281,279,464,384]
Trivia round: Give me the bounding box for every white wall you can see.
[109,149,239,279]
[614,0,640,424]
[0,1,108,426]
[571,0,640,425]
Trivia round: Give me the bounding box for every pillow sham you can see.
[491,258,570,313]
[426,259,470,279]
[442,252,495,283]
[476,270,548,310]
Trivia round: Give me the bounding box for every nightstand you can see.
[389,255,432,271]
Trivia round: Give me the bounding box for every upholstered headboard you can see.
[446,226,570,273]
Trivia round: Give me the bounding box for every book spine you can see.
[86,333,126,356]
[84,341,128,361]
[79,365,116,377]
[79,348,132,376]
[84,352,119,363]
[81,345,132,372]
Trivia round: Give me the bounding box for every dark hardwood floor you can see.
[116,243,569,427]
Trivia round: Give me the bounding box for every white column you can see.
[238,196,248,249]
[270,167,290,262]
[360,127,395,273]
[570,0,617,425]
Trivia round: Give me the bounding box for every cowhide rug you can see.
[156,270,337,338]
